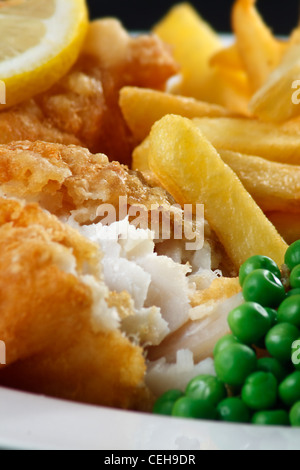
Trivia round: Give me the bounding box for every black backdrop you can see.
[87,0,300,35]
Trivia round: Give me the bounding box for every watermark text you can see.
[0,341,6,365]
[96,197,205,250]
[0,81,6,105]
[292,340,300,366]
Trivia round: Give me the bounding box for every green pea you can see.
[265,323,300,363]
[290,266,300,289]
[278,296,300,327]
[290,401,300,427]
[242,269,286,309]
[228,302,271,345]
[285,240,300,271]
[186,375,227,407]
[265,308,278,327]
[217,398,250,423]
[213,335,239,358]
[172,397,217,420]
[257,357,289,383]
[153,389,184,415]
[239,255,281,287]
[242,372,278,411]
[252,410,290,426]
[279,372,300,407]
[214,343,257,387]
[286,288,300,298]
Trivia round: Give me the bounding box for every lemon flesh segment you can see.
[0,0,88,108]
[148,115,287,269]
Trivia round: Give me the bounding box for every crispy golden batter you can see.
[0,20,178,165]
[0,101,81,147]
[190,276,241,309]
[0,140,178,225]
[0,328,149,410]
[0,197,147,409]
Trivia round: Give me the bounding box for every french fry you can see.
[135,143,300,214]
[194,117,300,164]
[119,86,232,142]
[209,43,251,115]
[232,0,287,92]
[281,116,300,135]
[153,3,222,99]
[249,28,300,122]
[154,4,252,114]
[220,150,300,213]
[204,68,251,115]
[266,212,300,245]
[147,115,287,268]
[210,43,245,72]
[132,136,151,172]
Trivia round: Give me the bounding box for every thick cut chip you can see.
[209,44,251,115]
[194,117,300,164]
[153,4,251,114]
[153,3,222,99]
[249,28,300,123]
[132,136,151,172]
[220,150,300,213]
[210,44,245,72]
[232,0,287,92]
[205,69,251,115]
[119,86,231,142]
[147,115,287,268]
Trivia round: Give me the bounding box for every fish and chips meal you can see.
[2,0,300,427]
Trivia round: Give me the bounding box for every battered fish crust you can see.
[0,20,178,165]
[0,140,179,226]
[0,197,148,409]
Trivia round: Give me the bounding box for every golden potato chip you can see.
[209,43,251,115]
[119,86,232,142]
[147,115,287,268]
[194,117,300,164]
[210,44,244,72]
[153,3,222,99]
[232,0,287,92]
[220,149,300,213]
[249,28,300,123]
[132,136,151,172]
[154,4,251,114]
[210,68,251,115]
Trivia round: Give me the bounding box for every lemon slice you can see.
[0,0,88,108]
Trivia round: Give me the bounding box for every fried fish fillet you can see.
[0,139,235,277]
[0,140,180,225]
[0,20,178,165]
[0,197,147,409]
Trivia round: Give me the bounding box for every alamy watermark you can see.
[96,196,205,250]
[292,340,300,366]
[0,341,6,365]
[0,81,6,105]
[292,80,300,105]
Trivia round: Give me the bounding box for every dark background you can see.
[87,0,300,35]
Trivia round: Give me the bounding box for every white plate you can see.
[1,33,299,451]
[1,386,300,450]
